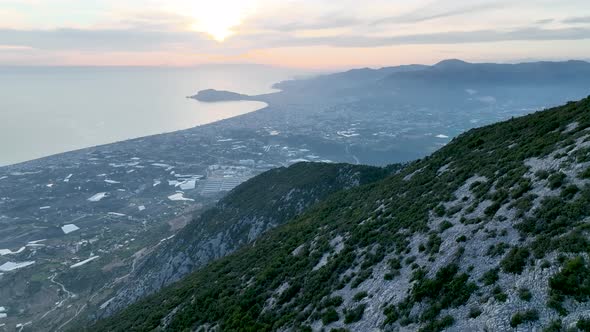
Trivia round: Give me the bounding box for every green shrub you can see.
[344,304,366,324]
[353,291,368,302]
[322,307,340,325]
[434,205,446,217]
[501,247,530,274]
[321,296,344,308]
[351,269,372,288]
[510,309,539,328]
[574,147,590,162]
[278,282,302,304]
[484,228,498,239]
[493,286,507,302]
[511,194,536,218]
[519,287,532,301]
[486,242,509,257]
[470,181,491,199]
[446,205,462,217]
[579,168,590,179]
[468,307,482,319]
[548,172,567,190]
[425,234,442,255]
[389,258,402,270]
[561,184,579,200]
[484,202,502,217]
[548,256,590,313]
[553,232,590,254]
[536,170,550,180]
[510,179,531,199]
[578,318,590,332]
[480,268,499,286]
[547,293,566,316]
[521,187,590,237]
[439,220,453,232]
[418,315,455,332]
[412,264,477,321]
[543,320,562,332]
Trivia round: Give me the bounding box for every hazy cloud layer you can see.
[563,16,590,24]
[233,27,590,51]
[0,28,214,52]
[5,26,589,53]
[0,0,589,66]
[371,2,506,26]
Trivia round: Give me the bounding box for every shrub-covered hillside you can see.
[94,97,590,331]
[93,162,394,319]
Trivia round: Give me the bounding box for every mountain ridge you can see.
[93,96,590,331]
[91,162,397,321]
[191,60,590,106]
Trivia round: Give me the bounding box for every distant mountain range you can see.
[383,59,590,86]
[193,59,590,106]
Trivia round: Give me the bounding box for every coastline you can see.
[0,66,300,167]
[0,99,271,169]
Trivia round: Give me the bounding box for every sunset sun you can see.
[188,1,256,42]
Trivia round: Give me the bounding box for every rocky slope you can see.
[93,162,395,320]
[93,96,590,331]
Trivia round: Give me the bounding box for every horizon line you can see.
[0,58,589,71]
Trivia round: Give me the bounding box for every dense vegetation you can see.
[92,97,590,331]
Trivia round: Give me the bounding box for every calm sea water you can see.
[0,65,303,166]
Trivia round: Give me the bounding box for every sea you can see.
[0,65,304,166]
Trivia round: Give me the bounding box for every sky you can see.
[0,0,589,69]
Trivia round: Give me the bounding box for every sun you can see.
[188,1,256,42]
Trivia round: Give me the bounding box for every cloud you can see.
[535,19,554,25]
[2,25,590,55]
[0,28,216,52]
[262,15,361,32]
[114,10,194,31]
[371,2,505,26]
[237,26,590,48]
[563,16,590,24]
[0,44,34,50]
